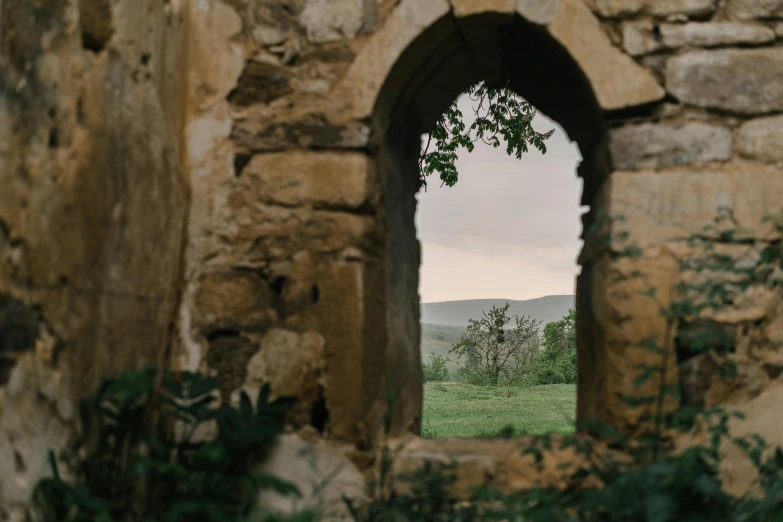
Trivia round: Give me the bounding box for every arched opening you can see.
[416,93,584,437]
[369,9,609,437]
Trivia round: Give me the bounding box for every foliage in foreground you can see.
[32,368,314,522]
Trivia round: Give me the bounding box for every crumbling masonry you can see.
[3,0,783,517]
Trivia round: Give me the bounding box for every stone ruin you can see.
[3,0,783,517]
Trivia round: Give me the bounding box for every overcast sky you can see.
[415,95,586,303]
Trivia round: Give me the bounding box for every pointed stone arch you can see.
[324,0,666,441]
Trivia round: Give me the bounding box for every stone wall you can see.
[3,0,783,516]
[0,0,189,518]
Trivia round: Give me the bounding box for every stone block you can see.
[622,20,662,56]
[539,0,665,111]
[242,152,370,209]
[660,22,775,48]
[594,0,714,17]
[609,122,732,171]
[192,270,277,331]
[231,115,371,151]
[736,115,783,163]
[725,0,783,19]
[666,48,783,114]
[648,0,716,16]
[255,434,365,516]
[300,0,376,43]
[228,60,292,107]
[245,329,326,399]
[601,162,783,250]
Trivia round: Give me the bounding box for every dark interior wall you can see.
[379,111,425,436]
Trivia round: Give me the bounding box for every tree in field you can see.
[529,308,577,385]
[419,81,555,189]
[449,303,541,386]
[542,308,576,355]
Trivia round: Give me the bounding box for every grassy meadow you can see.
[421,382,576,438]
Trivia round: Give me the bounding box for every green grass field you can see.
[422,382,576,438]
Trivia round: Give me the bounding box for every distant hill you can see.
[420,295,576,370]
[420,295,575,327]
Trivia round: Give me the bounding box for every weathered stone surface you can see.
[223,206,375,262]
[661,22,776,47]
[256,434,365,516]
[390,435,610,496]
[736,115,783,163]
[449,0,516,16]
[676,382,783,497]
[535,0,665,110]
[0,295,41,385]
[622,20,662,56]
[13,0,783,509]
[231,114,371,151]
[609,123,732,170]
[594,0,715,17]
[649,0,716,16]
[600,162,783,249]
[205,332,259,402]
[192,270,277,331]
[228,60,292,107]
[666,49,783,114]
[0,349,74,521]
[344,0,664,117]
[245,329,326,398]
[300,0,376,43]
[592,0,645,16]
[339,0,452,120]
[777,22,783,36]
[725,0,783,20]
[242,152,369,209]
[78,0,114,51]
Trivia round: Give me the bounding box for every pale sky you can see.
[416,94,586,303]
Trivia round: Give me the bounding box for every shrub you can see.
[422,353,450,382]
[32,367,312,522]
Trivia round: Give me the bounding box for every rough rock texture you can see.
[724,0,783,19]
[736,115,783,163]
[666,49,783,114]
[240,152,370,209]
[622,20,662,55]
[300,0,377,43]
[0,0,188,518]
[608,123,732,170]
[593,0,715,17]
[255,433,366,517]
[6,0,783,514]
[660,22,776,48]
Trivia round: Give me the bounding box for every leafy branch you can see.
[419,81,555,189]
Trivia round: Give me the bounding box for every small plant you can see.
[32,366,314,522]
[422,353,450,383]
